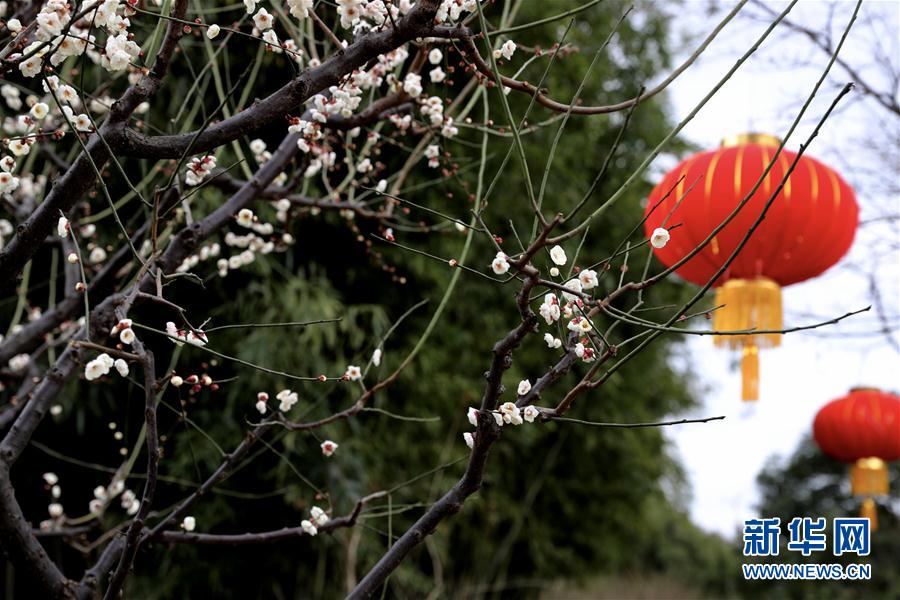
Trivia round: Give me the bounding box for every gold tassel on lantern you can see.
[741,345,759,402]
[851,458,887,532]
[860,498,878,531]
[850,457,889,496]
[714,278,783,401]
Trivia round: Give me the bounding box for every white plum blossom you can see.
[288,0,314,19]
[562,278,583,302]
[523,405,540,423]
[463,431,475,449]
[310,506,329,527]
[253,7,274,31]
[48,503,63,518]
[650,227,671,249]
[84,353,114,381]
[493,40,516,60]
[114,359,129,377]
[402,73,423,97]
[345,365,362,381]
[544,333,562,348]
[119,327,135,345]
[337,0,363,28]
[30,102,49,119]
[539,293,560,324]
[424,144,440,168]
[43,472,59,486]
[579,269,599,290]
[429,67,445,83]
[428,48,443,64]
[498,402,523,426]
[185,155,216,186]
[276,389,298,412]
[320,440,338,457]
[89,246,107,264]
[181,516,196,532]
[236,208,255,228]
[301,519,318,536]
[517,379,532,396]
[491,252,510,275]
[0,172,19,194]
[103,34,140,71]
[549,245,567,266]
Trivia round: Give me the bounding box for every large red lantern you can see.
[644,133,858,401]
[813,388,900,529]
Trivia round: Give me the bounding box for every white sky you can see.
[659,0,900,538]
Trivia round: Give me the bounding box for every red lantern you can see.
[644,133,858,401]
[813,388,900,529]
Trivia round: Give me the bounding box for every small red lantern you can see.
[644,133,858,401]
[813,387,900,529]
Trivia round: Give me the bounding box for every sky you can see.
[656,0,900,538]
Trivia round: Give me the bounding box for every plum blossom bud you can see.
[181,516,196,532]
[549,245,567,266]
[170,375,183,387]
[517,379,532,396]
[255,400,267,414]
[549,267,560,277]
[66,252,78,264]
[48,503,63,517]
[467,407,479,427]
[114,359,129,377]
[463,431,475,449]
[320,440,338,457]
[650,227,670,249]
[428,48,442,64]
[57,217,70,237]
[43,472,59,485]
[206,24,220,39]
[371,348,382,367]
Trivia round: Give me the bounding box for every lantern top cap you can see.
[720,133,782,148]
[849,386,883,394]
